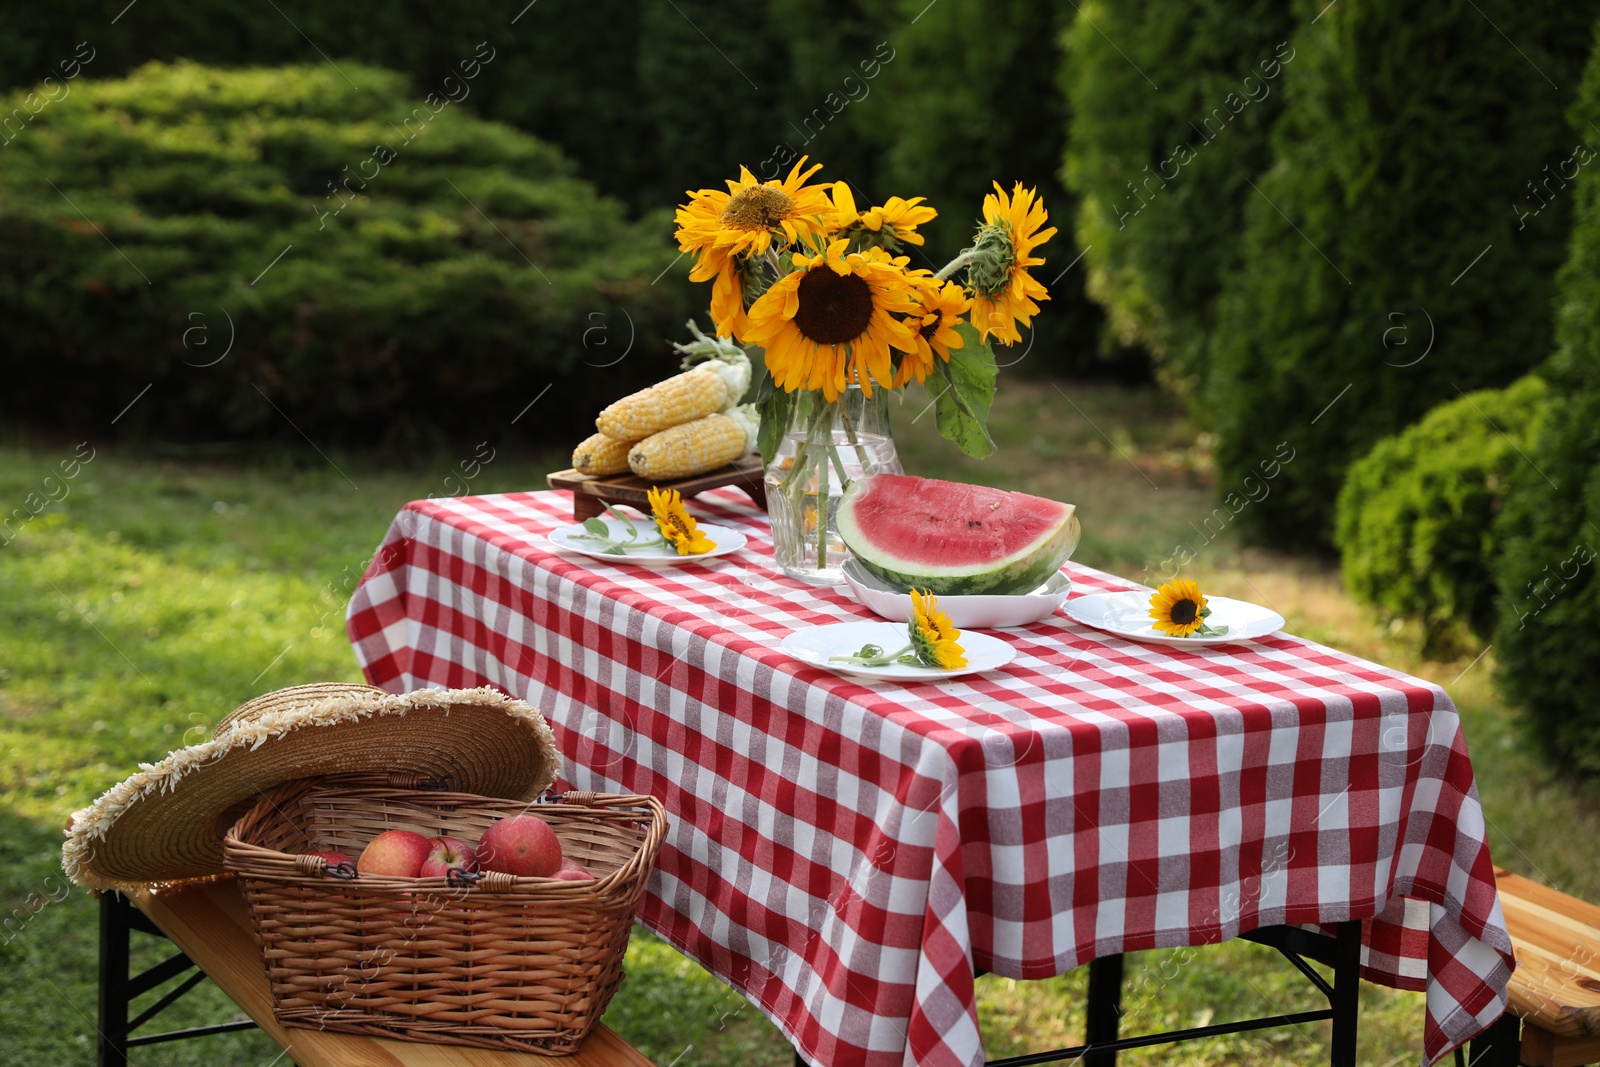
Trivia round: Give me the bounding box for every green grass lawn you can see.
[3,377,1596,1066]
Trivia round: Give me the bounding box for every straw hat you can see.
[63,683,561,892]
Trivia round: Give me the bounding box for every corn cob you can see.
[628,405,759,481]
[571,432,635,476]
[596,353,751,440]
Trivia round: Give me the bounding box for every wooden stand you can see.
[547,456,768,521]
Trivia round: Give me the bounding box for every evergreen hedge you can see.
[0,61,692,445]
[1335,375,1547,655]
[854,0,1122,376]
[1207,0,1594,548]
[1493,18,1600,775]
[1063,0,1296,398]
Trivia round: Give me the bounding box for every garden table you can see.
[346,489,1514,1067]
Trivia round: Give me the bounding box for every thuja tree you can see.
[1063,0,1297,399]
[1493,18,1600,775]
[851,0,1116,375]
[1207,0,1594,549]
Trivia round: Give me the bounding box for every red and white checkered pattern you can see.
[346,490,1513,1067]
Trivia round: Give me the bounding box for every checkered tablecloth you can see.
[346,489,1512,1067]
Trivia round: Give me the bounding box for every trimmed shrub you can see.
[0,1,661,210]
[1063,0,1296,398]
[1335,375,1547,655]
[1207,0,1594,549]
[0,61,693,445]
[1493,20,1600,775]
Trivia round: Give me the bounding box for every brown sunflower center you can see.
[919,314,942,341]
[722,185,794,231]
[793,268,875,345]
[1170,598,1198,626]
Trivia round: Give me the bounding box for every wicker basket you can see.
[222,775,666,1054]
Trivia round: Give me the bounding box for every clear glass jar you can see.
[763,384,901,585]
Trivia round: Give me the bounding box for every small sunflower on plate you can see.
[1148,578,1228,638]
[830,589,968,670]
[648,487,716,556]
[908,589,967,669]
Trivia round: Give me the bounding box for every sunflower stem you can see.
[934,248,980,282]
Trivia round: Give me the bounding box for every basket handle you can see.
[293,853,358,880]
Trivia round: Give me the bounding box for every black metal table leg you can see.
[94,889,258,1060]
[98,891,132,1067]
[1467,1011,1521,1067]
[1328,920,1362,1067]
[1085,953,1124,1067]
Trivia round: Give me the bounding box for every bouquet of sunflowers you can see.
[673,158,1058,463]
[668,158,1057,580]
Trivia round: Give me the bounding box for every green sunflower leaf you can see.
[934,325,998,459]
[757,388,796,466]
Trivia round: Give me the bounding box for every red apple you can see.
[307,850,357,876]
[357,829,432,877]
[476,814,562,877]
[550,858,595,883]
[419,835,479,878]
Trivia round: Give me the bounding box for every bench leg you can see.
[1085,953,1124,1067]
[1329,920,1362,1067]
[97,892,131,1067]
[1467,1011,1520,1067]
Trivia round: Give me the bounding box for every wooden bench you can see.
[98,876,656,1067]
[1492,867,1600,1067]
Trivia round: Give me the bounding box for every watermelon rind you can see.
[837,477,1081,596]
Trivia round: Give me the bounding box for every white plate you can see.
[841,558,1072,629]
[547,515,746,563]
[1062,591,1285,647]
[780,620,1016,681]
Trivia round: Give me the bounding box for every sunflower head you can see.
[894,276,971,388]
[675,157,832,267]
[1148,578,1208,638]
[742,239,919,400]
[860,195,938,250]
[648,486,716,556]
[908,588,967,669]
[966,182,1057,346]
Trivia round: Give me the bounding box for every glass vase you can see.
[763,384,901,585]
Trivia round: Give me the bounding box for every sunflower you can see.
[676,159,833,337]
[894,276,971,388]
[966,182,1057,346]
[861,195,937,249]
[742,239,920,401]
[648,487,716,556]
[824,181,862,234]
[675,157,832,262]
[908,589,967,669]
[1148,578,1208,638]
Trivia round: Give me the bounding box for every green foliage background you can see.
[1064,0,1297,399]
[1206,0,1592,548]
[0,61,691,445]
[1492,28,1600,775]
[1335,375,1547,655]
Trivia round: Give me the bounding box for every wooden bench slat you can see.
[129,877,656,1067]
[1493,868,1600,1044]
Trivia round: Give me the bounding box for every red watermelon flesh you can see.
[836,474,1080,595]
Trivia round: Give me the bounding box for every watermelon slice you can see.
[837,474,1080,596]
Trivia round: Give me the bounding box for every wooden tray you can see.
[547,456,768,521]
